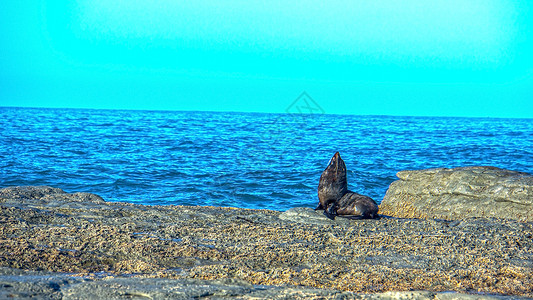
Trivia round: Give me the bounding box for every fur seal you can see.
[316,152,378,219]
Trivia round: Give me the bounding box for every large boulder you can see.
[379,166,533,221]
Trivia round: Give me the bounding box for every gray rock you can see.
[62,277,255,300]
[380,166,533,221]
[1,269,527,299]
[0,268,87,300]
[0,186,105,208]
[279,207,353,225]
[0,186,104,202]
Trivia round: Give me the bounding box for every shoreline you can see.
[1,186,532,299]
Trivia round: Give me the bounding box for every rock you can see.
[62,277,254,299]
[279,207,380,225]
[1,186,533,298]
[380,166,533,221]
[279,207,352,225]
[0,268,527,299]
[0,186,105,207]
[0,268,87,300]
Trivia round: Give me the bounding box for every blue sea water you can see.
[1,107,532,210]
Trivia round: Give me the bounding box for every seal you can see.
[316,152,347,213]
[316,152,378,219]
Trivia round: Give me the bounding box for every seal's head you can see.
[316,152,348,215]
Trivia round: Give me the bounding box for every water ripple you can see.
[1,107,532,210]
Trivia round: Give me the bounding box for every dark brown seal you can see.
[316,152,378,219]
[316,152,348,214]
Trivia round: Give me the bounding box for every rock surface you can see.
[279,207,355,225]
[1,270,530,300]
[380,166,533,221]
[1,186,533,298]
[3,268,528,300]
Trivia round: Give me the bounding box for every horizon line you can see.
[1,105,532,120]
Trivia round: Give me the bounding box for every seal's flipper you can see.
[314,203,324,211]
[324,204,337,220]
[323,210,336,220]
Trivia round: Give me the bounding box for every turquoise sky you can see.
[1,0,532,118]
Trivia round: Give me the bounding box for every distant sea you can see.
[1,107,532,210]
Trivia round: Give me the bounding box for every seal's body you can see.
[316,152,347,213]
[316,152,378,219]
[328,191,379,219]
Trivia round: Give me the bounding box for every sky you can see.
[1,0,532,118]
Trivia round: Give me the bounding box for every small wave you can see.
[268,191,295,199]
[177,140,195,146]
[93,123,115,127]
[283,182,313,189]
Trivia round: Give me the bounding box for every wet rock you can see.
[380,167,533,221]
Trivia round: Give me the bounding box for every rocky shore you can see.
[1,185,532,299]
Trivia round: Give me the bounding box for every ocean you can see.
[1,106,532,210]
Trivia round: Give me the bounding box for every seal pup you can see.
[316,152,378,219]
[326,192,379,219]
[316,152,348,217]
